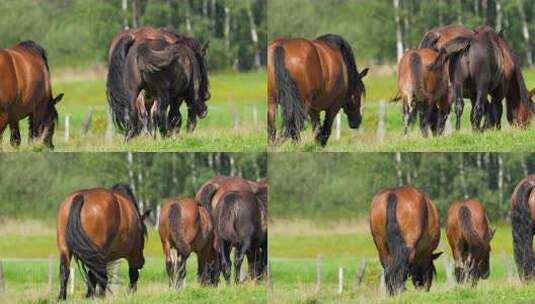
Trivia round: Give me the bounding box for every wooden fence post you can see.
[354,259,367,288]
[338,267,344,294]
[253,106,258,126]
[69,268,75,294]
[105,109,114,143]
[80,107,94,135]
[48,255,54,292]
[376,100,386,142]
[64,115,70,142]
[110,262,121,293]
[0,259,5,293]
[335,113,341,140]
[443,253,454,285]
[316,255,321,291]
[502,249,513,282]
[379,269,386,296]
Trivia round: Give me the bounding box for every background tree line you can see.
[269,153,534,222]
[0,0,266,70]
[269,0,535,65]
[0,152,266,221]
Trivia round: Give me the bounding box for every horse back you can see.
[0,50,19,109]
[211,177,254,210]
[446,200,489,247]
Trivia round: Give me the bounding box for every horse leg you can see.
[317,108,338,146]
[186,102,197,133]
[310,109,321,141]
[454,85,464,131]
[85,270,98,298]
[234,237,251,284]
[428,104,439,137]
[58,251,71,300]
[402,99,411,135]
[9,121,20,147]
[168,100,183,135]
[418,103,429,137]
[96,272,108,297]
[177,253,188,288]
[471,89,486,131]
[128,268,140,293]
[153,90,170,138]
[268,96,277,143]
[220,240,232,284]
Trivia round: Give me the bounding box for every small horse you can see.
[419,25,474,51]
[396,48,450,136]
[158,198,219,289]
[0,40,63,149]
[107,27,209,140]
[214,190,265,283]
[56,184,150,300]
[369,185,442,295]
[446,199,495,286]
[511,174,535,281]
[268,34,368,146]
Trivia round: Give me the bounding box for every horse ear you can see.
[488,228,496,241]
[141,209,152,221]
[53,93,64,104]
[359,68,369,79]
[201,41,209,56]
[432,252,443,260]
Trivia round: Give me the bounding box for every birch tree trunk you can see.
[395,152,403,186]
[224,6,231,52]
[393,0,404,63]
[438,0,444,26]
[498,155,504,208]
[167,0,172,27]
[458,0,463,24]
[496,0,502,32]
[122,0,129,30]
[211,0,217,29]
[127,152,136,195]
[185,1,193,34]
[517,0,533,65]
[246,0,261,70]
[481,0,487,24]
[132,0,139,28]
[459,154,468,199]
[203,0,208,16]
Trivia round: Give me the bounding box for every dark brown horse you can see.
[213,190,265,283]
[511,174,535,281]
[369,185,442,295]
[56,184,150,300]
[396,48,450,136]
[268,34,368,146]
[158,198,219,288]
[0,41,63,149]
[446,199,495,286]
[107,27,209,140]
[419,25,474,51]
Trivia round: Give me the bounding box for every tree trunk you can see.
[127,152,136,195]
[122,0,129,30]
[438,0,444,26]
[246,0,261,69]
[132,0,139,28]
[203,0,208,16]
[496,0,502,32]
[474,0,479,19]
[498,155,504,208]
[517,0,533,65]
[395,152,403,186]
[224,6,230,51]
[211,0,217,30]
[393,0,404,62]
[459,154,468,199]
[185,0,192,34]
[458,0,463,24]
[167,0,172,28]
[481,0,488,24]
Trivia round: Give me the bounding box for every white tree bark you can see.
[481,0,488,24]
[393,0,404,63]
[395,152,403,186]
[496,0,502,32]
[498,155,504,206]
[132,0,138,28]
[458,0,463,24]
[459,154,468,199]
[246,0,261,69]
[517,0,533,65]
[224,6,230,51]
[122,0,129,30]
[185,1,192,34]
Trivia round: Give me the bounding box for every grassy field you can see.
[0,219,265,304]
[2,70,266,152]
[268,219,535,303]
[269,68,535,152]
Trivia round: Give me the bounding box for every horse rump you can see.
[65,194,108,288]
[512,180,535,280]
[168,203,192,257]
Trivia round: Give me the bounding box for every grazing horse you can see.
[0,41,63,149]
[446,199,495,286]
[107,27,209,140]
[396,48,450,136]
[369,185,442,295]
[268,34,369,146]
[158,198,219,289]
[419,25,474,51]
[214,190,265,283]
[511,174,535,281]
[56,184,150,300]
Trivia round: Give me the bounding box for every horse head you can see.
[411,251,442,290]
[343,67,369,129]
[38,93,63,148]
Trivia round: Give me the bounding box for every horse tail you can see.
[418,31,440,50]
[168,204,191,257]
[216,192,248,241]
[409,52,431,102]
[273,45,306,141]
[384,192,409,295]
[107,34,136,133]
[429,36,472,71]
[198,183,218,213]
[512,180,535,281]
[458,206,487,249]
[316,34,365,98]
[65,195,108,288]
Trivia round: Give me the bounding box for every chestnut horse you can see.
[56,184,150,300]
[396,48,450,136]
[369,185,442,295]
[511,174,535,281]
[268,34,369,146]
[107,27,209,140]
[419,25,474,51]
[158,198,219,288]
[0,40,63,149]
[214,190,265,283]
[446,199,495,286]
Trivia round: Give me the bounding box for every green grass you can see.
[0,225,265,303]
[269,68,535,152]
[2,71,266,152]
[268,220,535,303]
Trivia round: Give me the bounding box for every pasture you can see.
[0,219,266,304]
[1,69,266,152]
[268,219,535,303]
[269,68,535,152]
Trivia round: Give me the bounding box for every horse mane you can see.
[17,40,50,73]
[316,34,365,99]
[111,183,147,240]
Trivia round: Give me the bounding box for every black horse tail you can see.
[65,195,108,288]
[384,192,409,295]
[106,34,136,134]
[459,206,487,250]
[169,204,191,257]
[198,183,218,213]
[429,36,472,71]
[317,34,365,98]
[409,52,428,101]
[273,45,306,141]
[512,180,535,281]
[418,31,440,50]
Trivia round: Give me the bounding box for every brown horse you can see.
[158,198,219,289]
[0,41,63,149]
[511,174,535,281]
[268,34,369,146]
[369,185,442,295]
[396,48,450,136]
[56,184,150,300]
[419,25,474,51]
[446,199,495,286]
